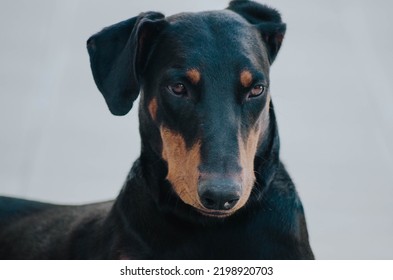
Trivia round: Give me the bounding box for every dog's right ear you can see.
[87,12,167,116]
[228,0,286,64]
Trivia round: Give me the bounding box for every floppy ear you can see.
[228,0,286,64]
[87,12,167,116]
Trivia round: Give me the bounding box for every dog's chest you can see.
[122,221,296,260]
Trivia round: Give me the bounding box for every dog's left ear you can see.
[228,0,286,64]
[87,12,167,116]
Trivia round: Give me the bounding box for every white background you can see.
[0,0,392,259]
[1,260,393,280]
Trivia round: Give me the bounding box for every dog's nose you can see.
[198,178,241,211]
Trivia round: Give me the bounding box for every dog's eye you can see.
[167,83,187,96]
[249,84,266,98]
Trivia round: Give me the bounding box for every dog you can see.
[0,0,314,259]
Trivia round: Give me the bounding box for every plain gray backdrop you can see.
[0,0,392,259]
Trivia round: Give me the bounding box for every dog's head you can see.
[87,0,285,218]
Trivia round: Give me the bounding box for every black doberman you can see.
[0,0,314,259]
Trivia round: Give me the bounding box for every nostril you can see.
[203,197,216,208]
[223,198,239,210]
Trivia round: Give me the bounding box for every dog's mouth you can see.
[196,208,234,218]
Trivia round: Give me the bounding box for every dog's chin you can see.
[185,200,248,219]
[196,208,235,218]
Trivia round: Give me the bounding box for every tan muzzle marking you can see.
[237,128,260,209]
[160,126,201,207]
[236,93,270,210]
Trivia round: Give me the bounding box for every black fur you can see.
[0,0,314,259]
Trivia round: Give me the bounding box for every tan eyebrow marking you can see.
[186,68,201,85]
[240,70,253,87]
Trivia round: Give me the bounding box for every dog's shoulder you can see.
[0,196,53,226]
[0,197,113,259]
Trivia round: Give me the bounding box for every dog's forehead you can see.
[159,10,266,66]
[167,9,249,27]
[165,10,254,45]
[162,10,260,53]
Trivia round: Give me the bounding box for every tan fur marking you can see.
[148,98,158,121]
[186,68,201,85]
[240,70,253,87]
[237,96,271,208]
[237,127,260,210]
[160,126,201,207]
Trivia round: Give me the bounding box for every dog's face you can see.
[87,1,285,218]
[143,11,272,217]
